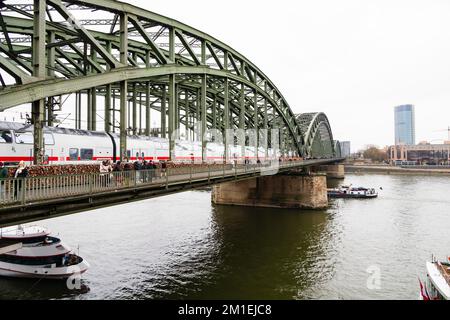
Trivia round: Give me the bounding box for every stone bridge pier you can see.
[212,173,328,210]
[313,164,345,179]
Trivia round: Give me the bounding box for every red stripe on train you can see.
[0,156,33,161]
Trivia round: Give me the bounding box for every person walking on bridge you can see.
[13,160,28,201]
[160,161,167,178]
[0,162,8,202]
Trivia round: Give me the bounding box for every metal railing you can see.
[0,160,320,207]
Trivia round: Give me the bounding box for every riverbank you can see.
[345,165,450,176]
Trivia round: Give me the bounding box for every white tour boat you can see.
[419,256,450,300]
[0,225,89,279]
[327,185,378,199]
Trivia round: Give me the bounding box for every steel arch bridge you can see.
[0,0,339,164]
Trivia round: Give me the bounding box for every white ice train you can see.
[0,121,280,165]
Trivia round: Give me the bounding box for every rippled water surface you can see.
[1,173,449,300]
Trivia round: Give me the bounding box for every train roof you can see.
[0,121,108,137]
[109,132,168,142]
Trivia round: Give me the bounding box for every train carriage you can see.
[0,121,279,166]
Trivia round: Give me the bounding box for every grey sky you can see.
[122,0,450,151]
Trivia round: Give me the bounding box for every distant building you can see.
[388,142,450,165]
[394,105,415,145]
[340,141,351,157]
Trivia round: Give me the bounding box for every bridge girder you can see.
[0,0,337,162]
[334,140,342,158]
[296,112,336,158]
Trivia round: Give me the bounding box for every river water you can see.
[0,173,449,300]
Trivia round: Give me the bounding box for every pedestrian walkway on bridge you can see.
[0,158,343,227]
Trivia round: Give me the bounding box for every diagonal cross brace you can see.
[205,42,223,69]
[128,14,170,65]
[175,29,200,65]
[47,0,122,69]
[0,54,35,84]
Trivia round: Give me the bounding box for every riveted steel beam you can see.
[201,73,207,161]
[175,29,200,66]
[119,12,128,161]
[47,0,122,69]
[32,0,46,165]
[128,15,170,65]
[168,74,176,160]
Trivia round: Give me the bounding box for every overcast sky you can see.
[121,0,450,151]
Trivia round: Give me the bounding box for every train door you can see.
[0,129,15,165]
[132,149,141,161]
[13,131,35,166]
[156,142,169,162]
[44,149,54,164]
[147,143,156,161]
[43,132,55,164]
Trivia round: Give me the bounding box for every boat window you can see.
[69,148,79,161]
[80,148,93,160]
[0,130,13,143]
[14,131,33,144]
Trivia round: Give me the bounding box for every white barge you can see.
[0,225,89,279]
[327,185,378,199]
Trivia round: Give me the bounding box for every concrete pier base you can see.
[212,173,328,209]
[316,164,345,179]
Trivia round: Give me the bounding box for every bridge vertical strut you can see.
[145,81,151,136]
[119,12,128,161]
[264,81,269,160]
[132,83,137,135]
[32,0,46,165]
[168,74,176,161]
[253,88,258,159]
[223,77,230,163]
[185,89,189,141]
[105,40,112,133]
[161,85,166,138]
[46,30,55,127]
[201,74,207,162]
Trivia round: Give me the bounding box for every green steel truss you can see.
[333,140,342,158]
[0,0,338,163]
[296,113,335,158]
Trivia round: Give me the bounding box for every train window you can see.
[136,152,139,160]
[0,130,13,143]
[69,148,79,161]
[80,148,93,160]
[127,150,131,159]
[141,152,145,159]
[14,132,33,144]
[44,133,55,145]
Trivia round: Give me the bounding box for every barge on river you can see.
[0,225,89,279]
[327,186,378,199]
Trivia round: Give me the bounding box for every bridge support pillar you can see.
[315,164,345,179]
[212,173,328,209]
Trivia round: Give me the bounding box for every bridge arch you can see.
[334,140,342,158]
[0,0,337,163]
[296,113,335,158]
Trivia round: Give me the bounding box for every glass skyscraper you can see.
[340,141,351,157]
[394,105,415,145]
